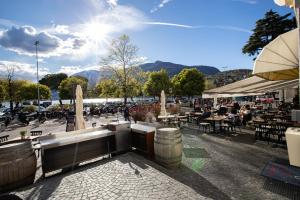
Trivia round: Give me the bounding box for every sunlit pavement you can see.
[4,126,299,200]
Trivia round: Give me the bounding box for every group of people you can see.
[193,100,253,126]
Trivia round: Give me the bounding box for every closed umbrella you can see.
[160,90,167,116]
[75,85,86,130]
[253,28,299,80]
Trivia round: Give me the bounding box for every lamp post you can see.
[274,0,300,106]
[34,41,40,113]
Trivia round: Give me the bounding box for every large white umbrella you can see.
[253,28,299,80]
[274,0,295,7]
[75,85,86,130]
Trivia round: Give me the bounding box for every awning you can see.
[253,28,299,81]
[203,76,298,98]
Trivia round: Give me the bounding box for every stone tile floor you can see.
[3,126,300,200]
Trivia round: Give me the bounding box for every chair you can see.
[199,122,211,133]
[254,123,272,142]
[30,130,43,137]
[92,122,96,128]
[0,135,9,143]
[30,131,42,157]
[220,120,233,133]
[270,124,287,144]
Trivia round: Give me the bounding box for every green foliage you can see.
[243,10,296,57]
[144,69,171,98]
[0,83,5,101]
[21,83,51,100]
[100,34,141,103]
[21,105,37,113]
[2,79,30,102]
[46,104,70,112]
[58,77,88,99]
[171,68,205,97]
[19,130,26,136]
[205,79,216,90]
[39,73,68,90]
[97,79,118,98]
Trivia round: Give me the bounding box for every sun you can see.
[82,22,111,44]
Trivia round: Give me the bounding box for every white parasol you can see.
[75,85,86,130]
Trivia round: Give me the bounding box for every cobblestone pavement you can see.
[3,125,300,200]
[11,153,209,200]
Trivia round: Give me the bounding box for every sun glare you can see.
[83,22,111,44]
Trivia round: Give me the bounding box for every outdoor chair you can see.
[231,116,242,133]
[199,122,211,133]
[254,123,272,142]
[30,130,42,157]
[270,124,287,144]
[31,130,43,137]
[220,120,234,133]
[0,135,9,143]
[92,122,97,128]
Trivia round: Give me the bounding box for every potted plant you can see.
[20,130,27,140]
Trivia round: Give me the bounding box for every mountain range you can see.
[73,61,221,87]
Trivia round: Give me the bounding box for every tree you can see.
[21,83,51,100]
[171,68,205,98]
[97,79,118,99]
[144,69,171,99]
[100,34,142,104]
[39,73,68,90]
[243,10,296,57]
[0,79,7,101]
[4,65,17,114]
[58,77,88,100]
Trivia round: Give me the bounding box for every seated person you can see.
[218,105,228,115]
[241,105,252,125]
[201,107,211,119]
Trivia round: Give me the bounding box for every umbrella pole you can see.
[296,2,300,107]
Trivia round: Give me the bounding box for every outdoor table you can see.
[9,135,41,142]
[185,112,191,122]
[204,116,227,133]
[158,115,175,124]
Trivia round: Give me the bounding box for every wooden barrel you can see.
[0,140,37,192]
[154,128,182,169]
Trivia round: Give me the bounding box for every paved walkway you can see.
[3,126,300,200]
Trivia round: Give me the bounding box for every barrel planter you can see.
[0,140,37,192]
[154,128,182,169]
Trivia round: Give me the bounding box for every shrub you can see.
[21,105,37,113]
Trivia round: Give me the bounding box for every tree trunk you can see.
[8,80,14,116]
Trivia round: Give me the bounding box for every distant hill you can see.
[207,69,252,88]
[72,70,111,87]
[140,61,220,76]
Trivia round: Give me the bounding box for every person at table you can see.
[124,106,130,121]
[194,98,201,112]
[233,101,240,111]
[240,104,252,125]
[201,107,211,119]
[218,103,227,115]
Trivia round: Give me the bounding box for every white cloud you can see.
[232,0,258,4]
[58,65,100,75]
[106,0,118,8]
[0,5,146,59]
[144,22,194,28]
[144,22,252,33]
[0,60,49,81]
[151,0,173,13]
[58,66,82,75]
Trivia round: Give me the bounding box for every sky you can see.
[0,0,293,80]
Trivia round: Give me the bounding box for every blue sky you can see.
[0,0,293,80]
